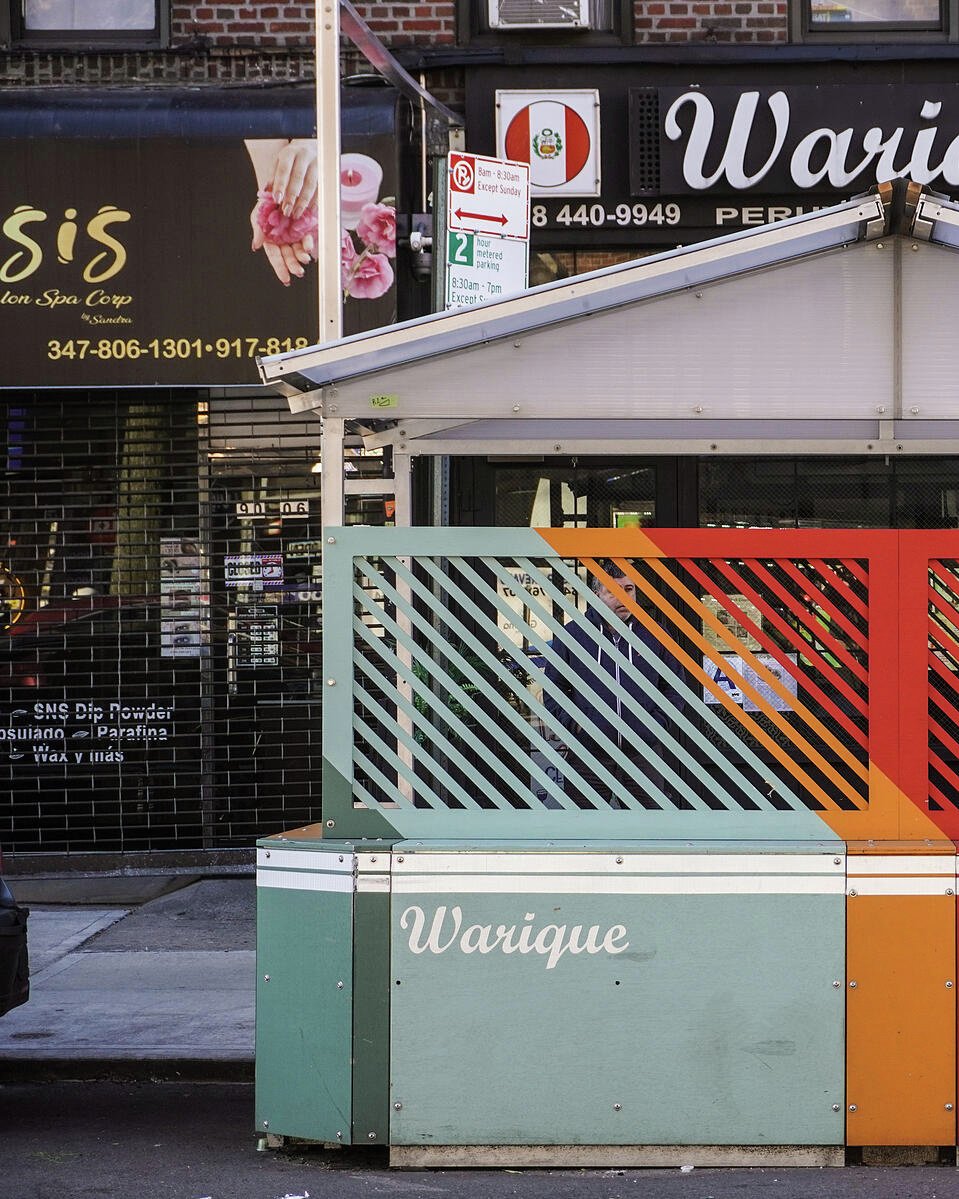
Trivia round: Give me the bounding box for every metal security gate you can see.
[0,390,360,854]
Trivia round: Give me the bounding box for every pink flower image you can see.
[346,252,394,300]
[255,190,318,246]
[340,229,357,289]
[356,202,397,257]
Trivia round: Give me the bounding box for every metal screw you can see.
[613,1104,622,1112]
[336,1131,343,1140]
[263,974,271,982]
[370,856,376,863]
[947,1104,955,1111]
[875,406,886,414]
[512,405,520,412]
[832,1104,841,1112]
[615,856,624,865]
[338,855,344,862]
[368,1132,377,1140]
[513,341,521,348]
[947,889,955,896]
[910,407,920,415]
[336,981,344,989]
[849,981,857,988]
[832,981,841,988]
[947,981,954,988]
[876,242,884,249]
[695,291,703,298]
[327,536,336,544]
[554,444,562,451]
[326,820,335,828]
[394,1102,403,1110]
[833,857,842,865]
[912,243,919,250]
[693,405,704,413]
[397,856,404,863]
[849,1104,858,1112]
[264,850,271,859]
[326,678,336,686]
[848,888,857,897]
[263,1119,269,1128]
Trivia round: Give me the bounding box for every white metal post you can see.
[315,0,343,346]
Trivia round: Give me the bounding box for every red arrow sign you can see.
[454,208,508,226]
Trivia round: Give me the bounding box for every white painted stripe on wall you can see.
[256,847,353,873]
[392,853,845,877]
[391,874,844,896]
[257,869,354,893]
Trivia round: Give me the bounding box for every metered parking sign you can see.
[446,231,529,310]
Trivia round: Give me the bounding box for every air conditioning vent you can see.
[488,0,591,30]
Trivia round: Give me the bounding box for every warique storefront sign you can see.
[0,87,402,387]
[656,85,959,195]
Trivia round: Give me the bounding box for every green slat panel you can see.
[353,571,576,809]
[353,566,585,810]
[390,862,844,1146]
[255,864,353,1143]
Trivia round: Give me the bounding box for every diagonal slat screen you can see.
[336,542,870,836]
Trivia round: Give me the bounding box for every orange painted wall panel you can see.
[846,895,956,1146]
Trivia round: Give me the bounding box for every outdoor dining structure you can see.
[253,182,959,1165]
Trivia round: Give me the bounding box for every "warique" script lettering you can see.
[399,905,629,971]
[664,92,959,192]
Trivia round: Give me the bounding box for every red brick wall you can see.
[172,2,313,46]
[634,0,788,42]
[171,1,458,48]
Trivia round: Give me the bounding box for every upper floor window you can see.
[794,0,958,39]
[2,0,169,47]
[459,0,632,46]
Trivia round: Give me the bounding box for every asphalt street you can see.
[3,1081,959,1199]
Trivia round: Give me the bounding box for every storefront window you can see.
[699,457,959,529]
[494,463,657,528]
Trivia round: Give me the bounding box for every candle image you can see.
[340,153,383,229]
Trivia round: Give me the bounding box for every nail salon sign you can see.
[649,85,959,196]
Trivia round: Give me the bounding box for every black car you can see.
[0,853,29,1016]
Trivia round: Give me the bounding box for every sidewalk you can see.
[0,875,255,1081]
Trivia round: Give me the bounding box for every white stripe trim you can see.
[847,855,956,876]
[392,853,844,876]
[392,874,844,896]
[257,869,354,893]
[256,847,353,872]
[848,878,956,897]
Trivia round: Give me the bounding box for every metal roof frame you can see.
[257,183,959,462]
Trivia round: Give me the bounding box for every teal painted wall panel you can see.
[390,889,844,1146]
[256,879,354,1143]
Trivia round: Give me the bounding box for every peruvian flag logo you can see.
[498,91,600,196]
